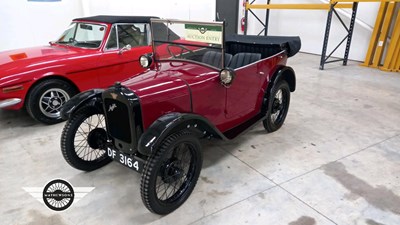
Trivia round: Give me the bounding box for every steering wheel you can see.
[166,44,194,58]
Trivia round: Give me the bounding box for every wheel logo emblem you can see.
[42,179,74,211]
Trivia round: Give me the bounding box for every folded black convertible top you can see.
[225,35,301,57]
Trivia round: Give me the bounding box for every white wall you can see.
[0,0,83,51]
[0,0,379,61]
[0,0,215,52]
[238,0,380,61]
[81,0,215,22]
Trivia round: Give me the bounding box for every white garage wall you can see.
[81,0,215,22]
[0,0,215,52]
[0,0,379,61]
[0,0,83,51]
[237,0,380,61]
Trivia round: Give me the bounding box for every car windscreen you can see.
[151,20,225,69]
[56,22,107,48]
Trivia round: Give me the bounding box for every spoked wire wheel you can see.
[263,80,291,132]
[270,88,285,123]
[61,106,112,171]
[141,131,202,215]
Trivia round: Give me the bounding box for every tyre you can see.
[263,80,291,132]
[60,106,111,171]
[26,79,77,124]
[140,130,202,215]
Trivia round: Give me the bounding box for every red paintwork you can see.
[0,20,151,110]
[122,51,287,133]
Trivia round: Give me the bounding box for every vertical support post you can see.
[244,0,249,35]
[381,10,400,71]
[372,2,395,68]
[361,2,388,67]
[264,0,271,36]
[393,37,400,71]
[320,3,335,70]
[343,2,358,66]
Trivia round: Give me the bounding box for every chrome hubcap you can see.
[39,88,70,118]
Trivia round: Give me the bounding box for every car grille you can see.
[104,98,132,144]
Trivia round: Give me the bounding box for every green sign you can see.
[184,24,223,45]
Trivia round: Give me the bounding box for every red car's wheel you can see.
[26,79,77,124]
[263,80,291,132]
[140,130,202,215]
[60,106,111,171]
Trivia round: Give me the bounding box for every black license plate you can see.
[107,148,144,173]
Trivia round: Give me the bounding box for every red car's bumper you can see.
[0,98,22,109]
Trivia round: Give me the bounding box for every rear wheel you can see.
[60,106,111,171]
[263,80,291,132]
[140,130,202,215]
[26,79,77,124]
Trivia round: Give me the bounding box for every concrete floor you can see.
[1,53,399,225]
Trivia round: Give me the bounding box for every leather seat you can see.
[228,53,262,69]
[202,51,233,68]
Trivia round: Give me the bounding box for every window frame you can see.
[103,23,151,52]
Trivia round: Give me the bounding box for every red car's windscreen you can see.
[151,20,226,69]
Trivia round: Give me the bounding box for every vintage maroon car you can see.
[0,15,157,124]
[60,19,300,214]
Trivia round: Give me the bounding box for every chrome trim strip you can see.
[0,98,22,108]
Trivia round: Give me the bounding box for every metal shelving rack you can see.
[244,0,400,71]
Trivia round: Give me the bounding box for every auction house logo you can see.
[23,179,94,211]
[197,27,208,34]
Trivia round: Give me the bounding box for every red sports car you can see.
[0,15,156,124]
[60,19,300,214]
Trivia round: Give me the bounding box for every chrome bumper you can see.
[0,98,22,108]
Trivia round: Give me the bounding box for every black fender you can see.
[60,89,104,120]
[262,66,296,114]
[137,113,225,156]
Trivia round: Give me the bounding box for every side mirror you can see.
[219,68,235,87]
[118,44,131,55]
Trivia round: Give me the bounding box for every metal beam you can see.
[371,2,395,67]
[343,2,358,65]
[246,3,353,10]
[360,2,388,66]
[380,10,400,71]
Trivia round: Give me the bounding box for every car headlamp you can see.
[139,54,153,68]
[219,68,235,87]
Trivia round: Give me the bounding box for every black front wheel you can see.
[140,130,202,215]
[60,106,111,171]
[263,80,291,132]
[26,79,77,124]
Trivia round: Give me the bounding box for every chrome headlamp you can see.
[219,68,235,87]
[139,54,153,68]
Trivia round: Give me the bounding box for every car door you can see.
[97,23,152,87]
[225,64,262,119]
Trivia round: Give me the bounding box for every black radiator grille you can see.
[104,98,132,143]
